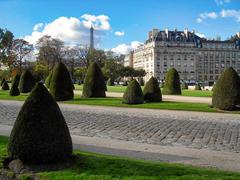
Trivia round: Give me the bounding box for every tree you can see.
[33,61,48,80]
[122,79,144,104]
[102,59,123,80]
[18,70,35,93]
[63,46,79,79]
[11,39,33,72]
[212,67,240,110]
[8,82,72,164]
[138,77,144,86]
[73,67,87,83]
[195,83,202,90]
[143,77,162,102]
[107,77,114,86]
[9,74,20,96]
[0,29,14,64]
[45,70,53,88]
[118,66,135,77]
[162,68,181,95]
[2,80,9,90]
[50,62,74,101]
[82,62,106,98]
[1,78,6,86]
[36,35,65,71]
[181,82,188,90]
[133,69,146,77]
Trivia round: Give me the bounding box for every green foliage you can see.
[2,81,9,90]
[102,59,123,80]
[74,67,87,82]
[8,83,73,164]
[107,77,114,86]
[18,70,35,93]
[162,68,181,95]
[195,84,202,90]
[122,79,144,104]
[212,67,240,110]
[143,77,162,102]
[45,71,52,88]
[9,74,20,96]
[82,62,107,98]
[181,82,188,90]
[33,62,48,80]
[50,62,74,101]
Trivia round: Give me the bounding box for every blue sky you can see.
[0,0,240,54]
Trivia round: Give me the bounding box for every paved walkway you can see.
[74,90,212,104]
[1,100,240,171]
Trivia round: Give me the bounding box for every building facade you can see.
[124,28,240,85]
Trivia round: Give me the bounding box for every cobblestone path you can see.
[1,100,240,153]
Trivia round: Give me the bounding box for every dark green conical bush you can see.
[2,81,9,90]
[18,70,35,93]
[195,84,202,90]
[122,79,144,104]
[82,62,106,98]
[9,74,20,96]
[45,71,53,88]
[107,77,114,86]
[162,68,181,95]
[212,67,240,110]
[50,62,74,101]
[181,82,188,90]
[1,78,6,86]
[143,77,162,102]
[8,82,73,164]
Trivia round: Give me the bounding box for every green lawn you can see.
[74,85,213,97]
[0,90,217,113]
[1,136,240,179]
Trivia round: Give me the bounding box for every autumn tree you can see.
[0,28,14,64]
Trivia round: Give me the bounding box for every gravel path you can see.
[74,90,212,104]
[0,100,239,153]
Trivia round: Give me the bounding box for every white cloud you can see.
[221,9,240,22]
[114,31,125,36]
[33,23,44,31]
[197,12,218,23]
[196,18,203,23]
[24,15,111,45]
[215,0,231,5]
[111,41,143,55]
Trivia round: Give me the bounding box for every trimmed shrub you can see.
[122,79,144,104]
[9,74,20,96]
[138,77,144,86]
[181,82,188,90]
[1,78,6,86]
[18,70,35,93]
[195,84,202,90]
[143,77,162,102]
[45,71,53,88]
[107,77,114,86]
[50,62,74,101]
[8,82,73,164]
[212,67,240,110]
[82,62,106,98]
[162,68,181,95]
[2,81,9,90]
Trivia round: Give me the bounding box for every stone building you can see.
[124,28,240,85]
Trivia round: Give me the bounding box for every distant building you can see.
[124,28,240,85]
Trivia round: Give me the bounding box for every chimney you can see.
[152,28,159,39]
[184,28,188,38]
[165,28,169,38]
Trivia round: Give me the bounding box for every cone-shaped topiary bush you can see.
[195,84,202,90]
[122,79,144,104]
[162,68,181,95]
[107,77,114,86]
[1,78,6,86]
[181,82,188,90]
[2,81,9,90]
[82,62,107,98]
[8,82,73,164]
[9,74,20,96]
[212,67,240,110]
[18,70,35,93]
[138,77,144,86]
[143,77,162,102]
[50,62,74,101]
[45,71,53,88]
